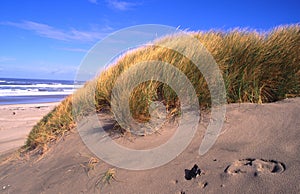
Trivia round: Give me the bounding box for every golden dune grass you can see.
[24,25,300,153]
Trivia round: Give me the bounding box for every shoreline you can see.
[0,95,67,105]
[0,101,60,109]
[0,102,59,155]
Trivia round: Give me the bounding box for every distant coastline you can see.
[0,77,82,105]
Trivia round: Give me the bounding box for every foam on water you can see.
[0,78,84,104]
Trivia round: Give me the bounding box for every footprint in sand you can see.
[224,158,285,176]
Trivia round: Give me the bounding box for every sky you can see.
[0,0,299,80]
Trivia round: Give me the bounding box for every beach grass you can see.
[23,24,300,153]
[96,168,117,187]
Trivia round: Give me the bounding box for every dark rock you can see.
[185,164,201,180]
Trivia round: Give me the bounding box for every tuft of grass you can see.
[81,157,100,177]
[23,24,300,153]
[22,96,75,153]
[96,168,117,187]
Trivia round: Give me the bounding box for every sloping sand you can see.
[0,103,58,154]
[0,98,299,193]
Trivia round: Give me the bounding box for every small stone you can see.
[185,164,201,180]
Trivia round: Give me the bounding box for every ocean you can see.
[0,78,83,105]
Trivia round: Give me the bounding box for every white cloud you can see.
[0,63,79,80]
[1,20,109,42]
[59,47,89,53]
[88,0,98,4]
[106,0,138,11]
[0,56,16,63]
[48,66,78,76]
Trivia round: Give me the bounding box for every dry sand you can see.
[0,98,299,193]
[0,103,59,155]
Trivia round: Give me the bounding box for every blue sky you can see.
[0,0,299,80]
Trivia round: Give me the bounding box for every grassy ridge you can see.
[24,25,300,152]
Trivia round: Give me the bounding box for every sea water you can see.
[0,78,83,105]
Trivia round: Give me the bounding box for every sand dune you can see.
[0,98,299,193]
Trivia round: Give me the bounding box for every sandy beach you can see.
[0,102,59,155]
[1,0,299,193]
[0,98,299,193]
